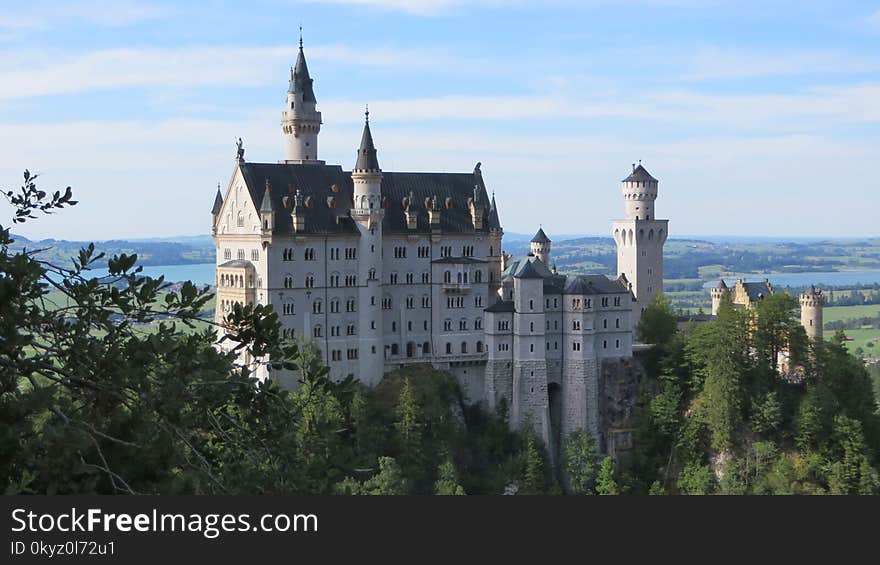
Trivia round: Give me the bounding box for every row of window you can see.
[442,318,484,331]
[329,349,359,361]
[222,249,260,262]
[502,339,622,353]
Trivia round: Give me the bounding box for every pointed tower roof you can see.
[623,162,657,183]
[716,279,728,290]
[531,227,551,244]
[487,192,501,230]
[259,181,274,213]
[289,37,317,103]
[211,185,223,215]
[355,109,380,171]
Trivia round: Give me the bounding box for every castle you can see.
[210,39,669,454]
[711,278,826,340]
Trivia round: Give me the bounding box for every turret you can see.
[530,228,551,266]
[711,279,729,316]
[350,109,383,230]
[259,179,274,234]
[800,285,825,341]
[281,34,323,164]
[621,161,658,220]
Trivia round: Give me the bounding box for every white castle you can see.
[211,40,668,452]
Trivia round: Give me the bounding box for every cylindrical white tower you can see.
[800,286,825,341]
[281,39,323,164]
[530,228,551,266]
[622,161,658,221]
[351,111,385,384]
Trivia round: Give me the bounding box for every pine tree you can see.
[434,457,466,495]
[563,430,599,494]
[595,456,619,495]
[521,434,546,495]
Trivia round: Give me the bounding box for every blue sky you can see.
[1,0,879,241]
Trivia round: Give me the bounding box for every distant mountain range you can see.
[9,234,215,267]
[10,232,880,277]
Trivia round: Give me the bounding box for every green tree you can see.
[1,171,335,495]
[636,293,679,346]
[595,456,619,495]
[521,433,546,495]
[337,457,409,495]
[562,430,599,495]
[677,463,713,495]
[434,456,466,495]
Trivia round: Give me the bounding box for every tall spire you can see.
[259,180,274,213]
[355,109,380,171]
[211,183,223,215]
[289,32,316,102]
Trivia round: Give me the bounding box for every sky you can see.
[1,0,879,241]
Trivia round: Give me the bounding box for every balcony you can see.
[442,283,471,293]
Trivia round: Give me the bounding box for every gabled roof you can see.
[741,280,773,301]
[211,187,223,215]
[289,45,316,103]
[716,279,728,290]
[531,228,551,244]
[623,163,657,183]
[514,259,544,279]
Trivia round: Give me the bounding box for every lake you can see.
[88,263,217,286]
[701,270,880,289]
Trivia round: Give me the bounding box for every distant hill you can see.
[9,234,214,267]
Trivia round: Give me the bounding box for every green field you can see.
[823,305,880,325]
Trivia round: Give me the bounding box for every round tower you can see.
[281,35,323,164]
[711,279,729,315]
[351,110,384,384]
[800,286,825,341]
[621,160,658,221]
[530,228,551,266]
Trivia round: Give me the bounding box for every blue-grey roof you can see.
[485,300,515,313]
[289,46,316,103]
[218,260,254,269]
[354,120,380,171]
[237,162,495,236]
[514,259,544,279]
[742,281,773,301]
[531,228,551,244]
[259,183,274,213]
[623,163,657,183]
[211,188,223,215]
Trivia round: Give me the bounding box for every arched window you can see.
[237,211,244,227]
[446,342,452,354]
[284,274,293,289]
[313,325,322,338]
[391,343,399,356]
[461,342,468,354]
[476,341,483,353]
[423,342,431,354]
[444,271,452,284]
